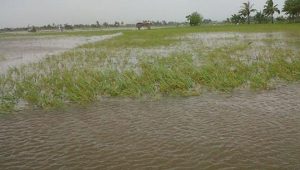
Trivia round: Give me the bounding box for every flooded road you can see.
[1,84,299,169]
[0,33,121,73]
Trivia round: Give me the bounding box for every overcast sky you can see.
[0,0,285,28]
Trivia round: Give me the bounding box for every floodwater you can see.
[1,84,300,169]
[0,33,121,73]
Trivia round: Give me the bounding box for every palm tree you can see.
[239,1,256,24]
[263,0,280,23]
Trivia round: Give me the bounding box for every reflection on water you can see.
[1,84,300,169]
[0,33,121,73]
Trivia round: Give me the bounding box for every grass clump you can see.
[0,75,18,113]
[139,54,197,95]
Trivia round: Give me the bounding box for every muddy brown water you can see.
[1,84,299,169]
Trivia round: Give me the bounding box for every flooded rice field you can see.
[1,32,298,75]
[0,83,300,169]
[96,32,300,73]
[0,31,300,169]
[0,33,121,73]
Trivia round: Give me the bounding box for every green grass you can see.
[199,46,300,91]
[1,24,300,113]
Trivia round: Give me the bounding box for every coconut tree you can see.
[239,1,256,24]
[263,0,281,23]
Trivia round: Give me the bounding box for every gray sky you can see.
[0,0,285,28]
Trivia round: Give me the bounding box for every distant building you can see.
[136,21,151,30]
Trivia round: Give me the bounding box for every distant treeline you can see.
[3,0,297,32]
[0,20,191,32]
[226,0,300,24]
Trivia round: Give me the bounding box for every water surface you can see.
[0,33,121,73]
[1,84,299,169]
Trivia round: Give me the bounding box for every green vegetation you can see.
[200,46,300,90]
[263,0,280,23]
[254,11,268,24]
[186,12,203,26]
[230,0,300,24]
[230,14,246,24]
[283,0,300,21]
[239,1,256,24]
[0,24,300,113]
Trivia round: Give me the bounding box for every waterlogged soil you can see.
[0,33,121,73]
[0,83,300,169]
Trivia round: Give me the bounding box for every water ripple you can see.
[1,84,300,169]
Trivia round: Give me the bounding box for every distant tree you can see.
[155,21,162,26]
[186,12,203,26]
[203,19,212,24]
[64,24,73,30]
[276,15,288,22]
[58,24,64,32]
[263,0,280,23]
[103,22,109,27]
[283,0,300,22]
[47,24,53,29]
[96,21,100,27]
[254,11,268,23]
[167,21,176,25]
[226,18,231,23]
[28,26,37,32]
[114,21,120,27]
[230,14,246,24]
[239,1,256,24]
